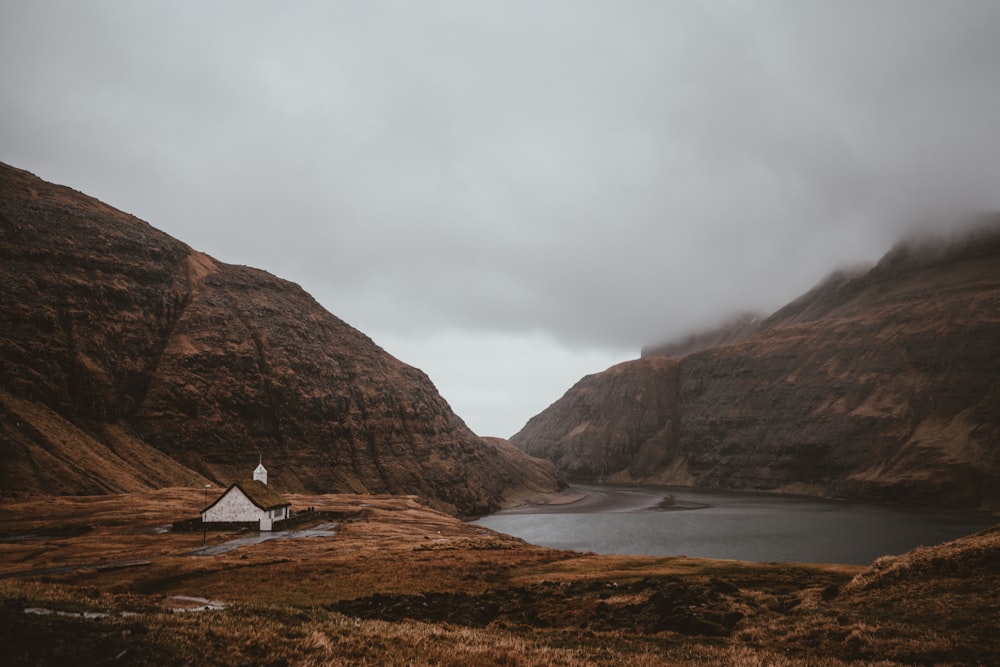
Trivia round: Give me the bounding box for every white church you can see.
[201,462,291,531]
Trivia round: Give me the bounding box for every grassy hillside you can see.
[1,491,996,665]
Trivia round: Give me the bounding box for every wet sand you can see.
[499,485,708,515]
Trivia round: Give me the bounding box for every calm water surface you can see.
[472,484,996,564]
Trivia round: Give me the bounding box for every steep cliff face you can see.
[0,163,559,514]
[513,221,1000,509]
[513,358,688,482]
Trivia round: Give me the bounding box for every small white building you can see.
[202,462,291,531]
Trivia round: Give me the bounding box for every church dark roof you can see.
[228,480,289,510]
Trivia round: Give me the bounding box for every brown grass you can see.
[1,490,995,665]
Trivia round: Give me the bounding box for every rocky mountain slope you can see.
[641,312,764,359]
[512,221,1000,509]
[0,163,559,514]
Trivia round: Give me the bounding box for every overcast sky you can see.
[3,1,1000,438]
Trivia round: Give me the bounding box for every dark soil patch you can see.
[330,575,746,637]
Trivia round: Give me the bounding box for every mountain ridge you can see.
[0,162,560,514]
[641,312,765,360]
[513,218,1000,509]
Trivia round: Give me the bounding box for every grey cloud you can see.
[3,1,1000,433]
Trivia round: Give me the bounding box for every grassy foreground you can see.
[0,489,996,666]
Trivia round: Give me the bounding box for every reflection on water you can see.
[472,485,996,564]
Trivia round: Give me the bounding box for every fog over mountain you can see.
[3,1,999,437]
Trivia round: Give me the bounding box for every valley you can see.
[2,489,997,666]
[0,162,561,516]
[3,164,1000,665]
[513,221,1000,511]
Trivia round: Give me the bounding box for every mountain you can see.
[0,163,559,515]
[511,220,1000,509]
[640,311,765,359]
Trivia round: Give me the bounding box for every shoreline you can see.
[654,493,711,512]
[496,482,1000,519]
[498,484,707,515]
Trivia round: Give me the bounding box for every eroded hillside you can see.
[0,163,559,514]
[513,221,1000,509]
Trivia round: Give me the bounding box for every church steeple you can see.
[253,455,267,485]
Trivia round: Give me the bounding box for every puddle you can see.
[25,607,110,619]
[23,598,224,617]
[166,595,226,612]
[132,524,171,535]
[24,607,139,619]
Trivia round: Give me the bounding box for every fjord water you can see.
[472,485,996,564]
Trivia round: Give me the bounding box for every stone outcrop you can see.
[0,163,559,515]
[513,220,1000,509]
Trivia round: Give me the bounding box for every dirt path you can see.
[0,558,151,579]
[185,522,339,556]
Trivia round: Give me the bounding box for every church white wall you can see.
[203,487,264,525]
